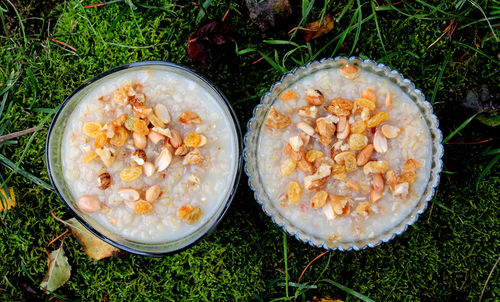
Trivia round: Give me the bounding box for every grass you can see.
[0,0,499,301]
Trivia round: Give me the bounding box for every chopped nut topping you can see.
[154,104,171,124]
[327,98,354,116]
[169,129,183,148]
[155,148,173,172]
[297,106,318,119]
[381,124,400,139]
[119,187,140,201]
[297,122,315,136]
[355,201,371,217]
[356,144,374,166]
[179,111,202,124]
[306,89,324,106]
[131,149,147,165]
[174,145,189,156]
[265,107,291,129]
[288,135,304,151]
[361,88,377,102]
[373,130,388,153]
[182,148,204,166]
[316,117,335,138]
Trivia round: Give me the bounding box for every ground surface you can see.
[0,0,499,301]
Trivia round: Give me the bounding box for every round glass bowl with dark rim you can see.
[46,61,242,256]
[244,56,443,251]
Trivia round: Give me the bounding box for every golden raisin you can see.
[348,133,369,151]
[124,115,138,131]
[134,200,153,215]
[351,120,366,134]
[280,159,296,176]
[119,166,143,182]
[132,119,150,136]
[82,150,99,163]
[331,164,347,175]
[184,207,202,225]
[311,190,328,209]
[366,111,390,128]
[94,131,107,149]
[286,181,302,205]
[83,122,103,137]
[326,98,354,116]
[109,126,128,147]
[344,153,357,172]
[355,98,376,111]
[177,205,194,219]
[184,132,202,147]
[305,149,324,163]
[280,90,297,101]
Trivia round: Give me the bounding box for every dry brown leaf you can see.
[40,246,71,292]
[0,187,15,211]
[303,14,334,42]
[66,218,123,261]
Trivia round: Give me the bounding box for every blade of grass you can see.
[430,49,452,105]
[0,154,53,191]
[25,67,39,109]
[107,5,128,36]
[5,0,26,45]
[454,41,500,66]
[482,148,500,156]
[476,154,500,190]
[196,0,214,25]
[465,0,499,41]
[336,0,355,22]
[371,0,387,56]
[282,232,289,299]
[479,256,500,302]
[442,112,481,144]
[349,0,363,56]
[320,279,375,302]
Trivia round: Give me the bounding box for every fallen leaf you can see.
[246,0,292,32]
[66,218,123,261]
[303,14,334,42]
[0,187,15,211]
[40,246,71,292]
[187,21,235,69]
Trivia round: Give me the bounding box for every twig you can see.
[446,138,492,145]
[479,256,500,302]
[298,251,329,283]
[50,38,77,52]
[251,51,272,65]
[428,19,456,49]
[0,127,38,143]
[47,230,69,247]
[221,5,230,22]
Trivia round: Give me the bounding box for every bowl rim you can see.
[46,61,243,257]
[243,56,444,251]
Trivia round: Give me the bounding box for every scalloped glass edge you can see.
[243,56,444,251]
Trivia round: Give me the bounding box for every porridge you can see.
[258,63,432,243]
[62,69,238,243]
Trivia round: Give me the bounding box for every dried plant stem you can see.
[0,126,38,142]
[479,256,500,302]
[298,251,329,283]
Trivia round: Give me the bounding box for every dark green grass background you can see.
[0,0,499,301]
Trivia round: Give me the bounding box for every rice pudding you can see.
[258,63,432,243]
[62,68,238,243]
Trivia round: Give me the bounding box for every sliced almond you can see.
[336,117,350,139]
[169,129,183,148]
[370,190,383,203]
[175,145,189,156]
[394,182,409,197]
[356,144,374,166]
[148,130,165,145]
[198,135,208,147]
[373,173,385,193]
[373,129,388,153]
[143,162,155,177]
[145,185,161,202]
[152,127,171,137]
[296,122,315,136]
[381,124,400,139]
[154,104,171,124]
[322,202,335,220]
[77,195,101,213]
[119,187,140,201]
[265,107,291,129]
[155,148,172,172]
[133,132,147,149]
[386,92,392,109]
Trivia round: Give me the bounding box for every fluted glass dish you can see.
[46,61,242,256]
[244,57,443,251]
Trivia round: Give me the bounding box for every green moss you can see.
[0,0,499,301]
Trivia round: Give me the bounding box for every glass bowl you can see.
[46,61,242,256]
[244,57,443,251]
